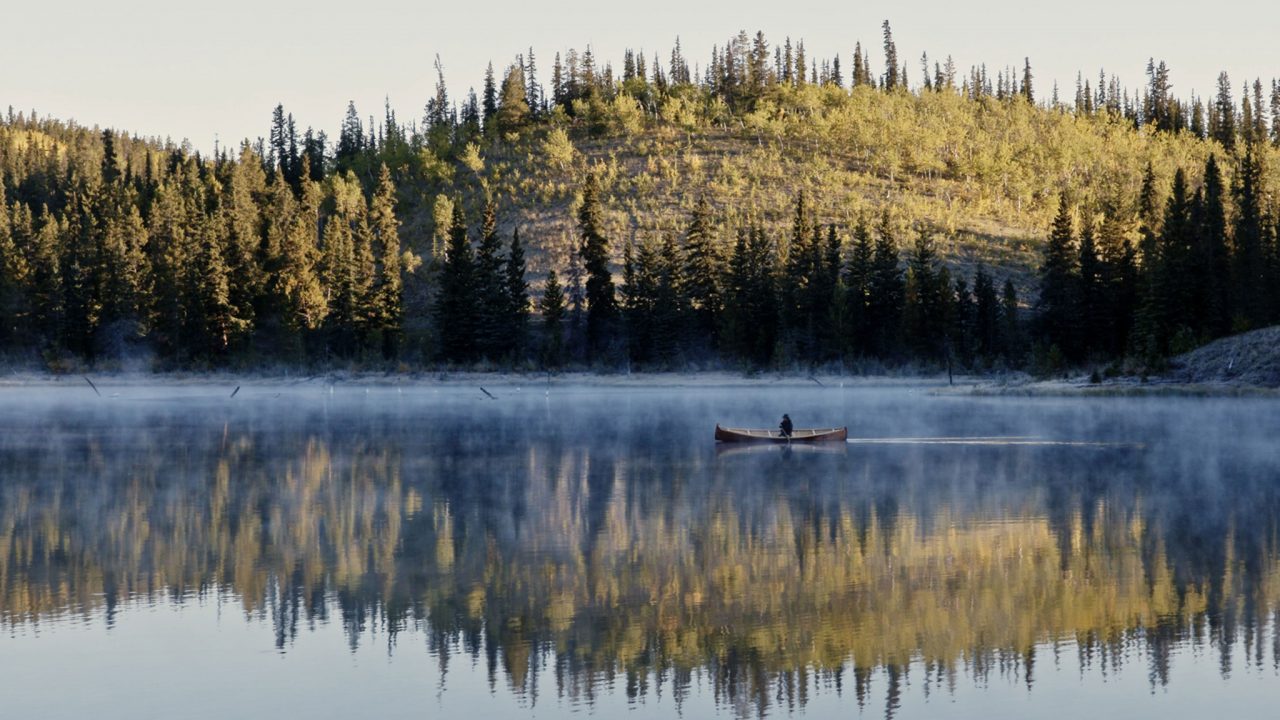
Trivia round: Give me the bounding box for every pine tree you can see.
[843,218,874,355]
[1232,149,1268,328]
[1097,211,1137,356]
[972,265,1000,361]
[881,21,898,90]
[867,212,904,358]
[1036,195,1080,358]
[681,196,721,351]
[1196,155,1231,338]
[436,202,477,363]
[540,268,565,367]
[1000,279,1022,362]
[191,213,242,359]
[0,185,29,346]
[1076,218,1104,358]
[1021,58,1034,104]
[474,197,507,359]
[851,42,866,88]
[336,101,364,172]
[1150,168,1195,350]
[722,225,778,365]
[28,206,64,349]
[903,228,948,360]
[652,234,686,364]
[495,65,530,134]
[578,175,616,357]
[370,164,404,358]
[505,227,529,358]
[1213,72,1236,150]
[276,173,328,343]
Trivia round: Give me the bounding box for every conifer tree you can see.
[881,21,898,90]
[191,214,242,359]
[495,65,531,134]
[851,42,865,88]
[1232,149,1268,328]
[722,225,778,365]
[903,228,948,360]
[843,218,874,355]
[1097,211,1137,356]
[867,212,904,357]
[1149,168,1195,350]
[0,186,28,346]
[370,164,404,358]
[681,196,721,351]
[652,234,685,364]
[482,62,498,127]
[577,175,616,357]
[222,147,267,338]
[1195,155,1231,337]
[972,265,999,361]
[1213,72,1236,150]
[1000,279,1022,362]
[1036,195,1080,358]
[276,173,328,342]
[505,227,529,358]
[28,206,64,349]
[474,197,508,359]
[1076,219,1104,358]
[540,268,565,367]
[436,202,477,363]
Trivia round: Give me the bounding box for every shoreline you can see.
[0,368,1275,397]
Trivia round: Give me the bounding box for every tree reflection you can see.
[2,403,1279,717]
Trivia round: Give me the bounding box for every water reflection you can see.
[2,387,1279,717]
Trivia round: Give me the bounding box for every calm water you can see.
[2,382,1280,719]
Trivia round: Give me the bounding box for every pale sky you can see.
[3,0,1277,152]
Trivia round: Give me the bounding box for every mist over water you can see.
[2,382,1279,719]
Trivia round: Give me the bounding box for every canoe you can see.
[714,424,848,443]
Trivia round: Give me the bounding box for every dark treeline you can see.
[3,23,1280,370]
[1038,150,1280,370]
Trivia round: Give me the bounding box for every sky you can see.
[2,0,1277,152]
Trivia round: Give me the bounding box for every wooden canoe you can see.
[715,424,848,443]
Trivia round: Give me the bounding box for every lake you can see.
[2,381,1279,719]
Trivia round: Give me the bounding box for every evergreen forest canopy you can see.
[2,22,1280,371]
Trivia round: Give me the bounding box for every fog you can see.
[1,380,1279,719]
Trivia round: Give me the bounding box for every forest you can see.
[2,23,1280,372]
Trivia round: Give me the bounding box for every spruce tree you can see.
[843,218,873,355]
[495,65,530,134]
[1036,195,1080,358]
[1232,149,1268,328]
[474,198,507,359]
[276,173,328,341]
[577,175,616,358]
[370,164,404,358]
[682,196,721,351]
[505,227,529,358]
[0,186,29,346]
[881,21,898,90]
[435,202,477,363]
[903,228,947,360]
[972,265,1000,362]
[1213,72,1236,150]
[867,212,904,358]
[1000,279,1022,363]
[1076,218,1104,358]
[1196,155,1231,338]
[29,206,64,350]
[540,268,565,367]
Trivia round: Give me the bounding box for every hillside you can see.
[2,34,1280,369]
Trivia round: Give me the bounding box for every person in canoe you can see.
[779,414,793,438]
